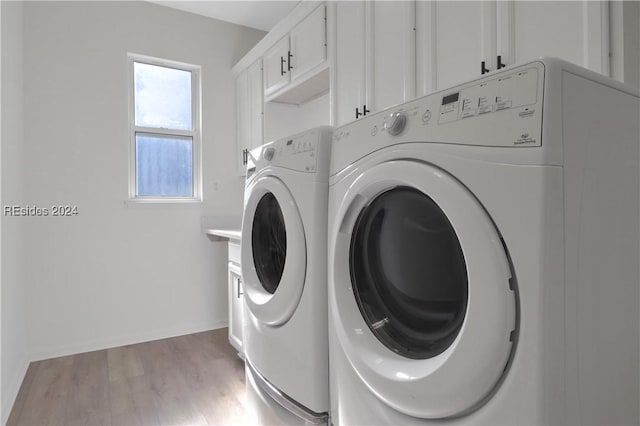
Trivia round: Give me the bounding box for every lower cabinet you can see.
[228,241,244,357]
[228,262,244,356]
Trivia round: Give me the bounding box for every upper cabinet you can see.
[495,1,609,75]
[236,58,263,175]
[335,1,416,126]
[264,4,328,101]
[235,67,250,174]
[416,0,610,96]
[335,1,365,127]
[264,36,291,96]
[233,2,331,175]
[416,1,488,94]
[290,5,328,81]
[234,0,624,169]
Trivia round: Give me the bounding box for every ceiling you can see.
[150,1,299,32]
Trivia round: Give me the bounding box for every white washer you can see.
[241,126,332,425]
[328,58,639,425]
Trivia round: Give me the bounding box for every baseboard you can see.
[29,319,228,362]
[2,354,30,426]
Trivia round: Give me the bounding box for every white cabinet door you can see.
[335,1,416,126]
[290,4,327,82]
[416,0,609,97]
[368,1,416,113]
[335,1,367,126]
[497,0,609,75]
[416,1,495,95]
[247,58,264,149]
[264,36,290,97]
[434,1,489,91]
[228,262,244,355]
[236,70,250,175]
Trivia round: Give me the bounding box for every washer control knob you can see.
[384,112,407,136]
[263,147,275,161]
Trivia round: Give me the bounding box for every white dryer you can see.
[328,58,639,425]
[241,127,332,425]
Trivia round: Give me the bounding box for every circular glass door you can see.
[330,160,516,419]
[350,186,468,360]
[252,193,287,294]
[242,175,306,326]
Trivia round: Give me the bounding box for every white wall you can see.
[18,1,263,361]
[1,1,29,422]
[264,93,331,143]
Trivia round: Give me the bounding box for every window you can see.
[128,54,201,201]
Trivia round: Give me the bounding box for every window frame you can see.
[127,53,202,203]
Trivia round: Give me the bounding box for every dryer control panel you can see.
[332,61,545,162]
[438,68,538,127]
[248,127,332,174]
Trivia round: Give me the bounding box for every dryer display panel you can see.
[252,192,287,294]
[349,186,468,359]
[439,67,539,124]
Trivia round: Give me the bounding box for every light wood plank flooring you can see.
[7,328,249,426]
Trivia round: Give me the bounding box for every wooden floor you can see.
[7,328,249,426]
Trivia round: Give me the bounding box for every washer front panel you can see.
[331,160,516,418]
[242,175,306,326]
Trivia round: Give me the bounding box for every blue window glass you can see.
[134,62,192,131]
[136,134,193,197]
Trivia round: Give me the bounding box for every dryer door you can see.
[242,175,306,326]
[331,160,516,419]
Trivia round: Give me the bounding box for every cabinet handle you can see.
[287,51,293,71]
[237,279,243,298]
[497,55,506,69]
[280,57,286,76]
[242,148,248,165]
[481,61,490,75]
[355,105,371,119]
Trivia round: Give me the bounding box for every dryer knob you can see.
[263,147,275,161]
[384,112,407,136]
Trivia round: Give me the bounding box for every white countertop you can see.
[205,228,242,242]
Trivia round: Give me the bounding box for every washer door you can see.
[242,175,306,326]
[332,160,516,419]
